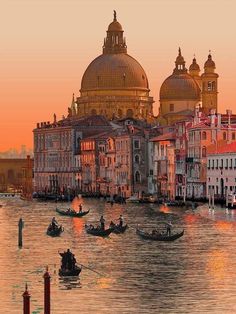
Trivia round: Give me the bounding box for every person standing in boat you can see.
[166,222,172,236]
[51,217,58,230]
[118,215,124,227]
[79,204,83,213]
[100,215,105,230]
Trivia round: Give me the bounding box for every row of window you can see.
[208,158,236,170]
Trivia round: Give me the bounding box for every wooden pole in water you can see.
[43,266,51,314]
[212,187,215,209]
[18,218,24,248]
[22,283,30,314]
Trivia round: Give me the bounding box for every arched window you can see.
[135,155,140,164]
[202,146,206,158]
[126,109,133,118]
[207,81,213,91]
[135,171,141,183]
[223,132,227,140]
[202,131,207,140]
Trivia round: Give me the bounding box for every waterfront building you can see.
[186,109,236,200]
[150,132,176,199]
[70,11,155,122]
[0,157,33,193]
[207,142,236,200]
[158,49,218,125]
[33,115,112,194]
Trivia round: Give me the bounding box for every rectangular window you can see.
[134,140,140,149]
[150,169,154,175]
[226,159,228,169]
[212,159,214,169]
[216,159,218,169]
[169,104,174,112]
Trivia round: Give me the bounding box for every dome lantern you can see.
[173,48,187,74]
[103,11,127,54]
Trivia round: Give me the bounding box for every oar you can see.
[79,263,104,276]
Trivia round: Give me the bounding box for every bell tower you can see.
[201,52,218,114]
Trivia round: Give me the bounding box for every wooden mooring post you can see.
[44,266,51,314]
[22,283,30,314]
[18,218,24,248]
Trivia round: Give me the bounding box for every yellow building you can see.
[159,49,218,125]
[70,11,154,122]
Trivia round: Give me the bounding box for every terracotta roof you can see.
[150,132,176,142]
[207,141,236,155]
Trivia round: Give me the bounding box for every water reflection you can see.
[1,199,236,313]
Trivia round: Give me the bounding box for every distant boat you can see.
[126,195,140,203]
[136,228,184,241]
[85,224,113,237]
[110,223,128,234]
[59,265,81,277]
[46,224,64,237]
[56,207,90,217]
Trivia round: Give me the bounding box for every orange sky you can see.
[1,0,236,151]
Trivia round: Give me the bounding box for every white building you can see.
[207,142,236,200]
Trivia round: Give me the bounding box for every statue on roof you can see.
[113,10,117,21]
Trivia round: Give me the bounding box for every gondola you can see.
[136,228,184,241]
[59,265,82,277]
[56,207,90,217]
[110,223,128,234]
[46,224,64,237]
[85,224,113,237]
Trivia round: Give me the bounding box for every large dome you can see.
[160,73,200,100]
[81,53,149,92]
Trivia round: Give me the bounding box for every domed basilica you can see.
[159,48,218,125]
[71,11,154,122]
[70,12,219,126]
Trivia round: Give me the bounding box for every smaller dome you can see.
[160,73,200,100]
[108,20,123,32]
[189,57,200,71]
[204,54,215,69]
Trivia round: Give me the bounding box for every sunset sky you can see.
[1,0,236,151]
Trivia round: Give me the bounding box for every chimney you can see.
[37,123,40,128]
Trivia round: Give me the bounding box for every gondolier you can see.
[100,215,105,230]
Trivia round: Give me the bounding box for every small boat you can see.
[56,207,90,217]
[136,228,184,241]
[85,224,113,237]
[126,195,140,203]
[110,223,128,234]
[59,265,82,277]
[46,224,64,237]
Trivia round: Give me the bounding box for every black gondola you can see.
[46,224,64,237]
[136,228,184,241]
[56,207,90,217]
[111,223,128,234]
[59,265,82,277]
[85,224,113,237]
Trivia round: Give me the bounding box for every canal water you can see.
[0,198,236,313]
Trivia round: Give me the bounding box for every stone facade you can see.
[70,12,154,123]
[0,157,33,193]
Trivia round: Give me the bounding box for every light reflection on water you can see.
[0,199,236,313]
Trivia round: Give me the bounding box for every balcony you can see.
[71,166,82,172]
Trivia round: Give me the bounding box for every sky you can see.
[1,0,236,151]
